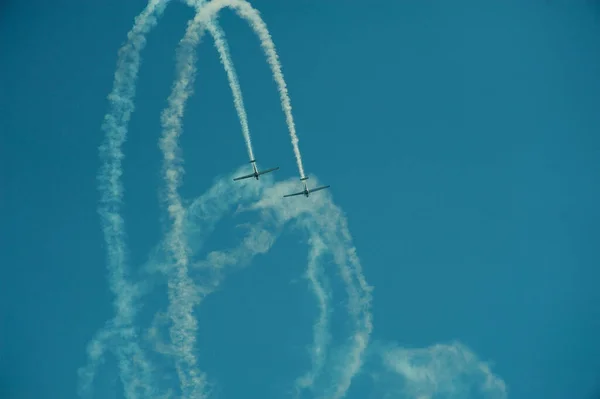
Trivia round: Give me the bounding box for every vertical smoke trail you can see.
[158,6,212,397]
[250,182,374,399]
[293,236,331,396]
[307,200,373,399]
[183,0,256,162]
[300,217,373,399]
[79,0,169,397]
[296,196,374,399]
[195,0,307,179]
[206,22,255,161]
[77,328,113,397]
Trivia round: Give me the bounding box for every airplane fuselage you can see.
[302,182,309,196]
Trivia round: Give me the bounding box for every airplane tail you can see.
[300,176,309,181]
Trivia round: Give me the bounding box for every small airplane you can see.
[283,177,330,198]
[233,159,279,181]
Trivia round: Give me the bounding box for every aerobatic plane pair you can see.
[233,160,330,198]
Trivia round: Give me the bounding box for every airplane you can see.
[283,177,330,198]
[233,159,279,181]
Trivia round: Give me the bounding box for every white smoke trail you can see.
[249,180,374,399]
[370,341,508,399]
[144,173,369,398]
[182,0,256,162]
[293,236,332,396]
[206,22,255,161]
[77,328,113,397]
[158,4,213,395]
[78,0,169,397]
[194,0,307,179]
[184,176,333,396]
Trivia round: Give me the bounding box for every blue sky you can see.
[1,1,600,398]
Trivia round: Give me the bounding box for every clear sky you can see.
[1,1,600,399]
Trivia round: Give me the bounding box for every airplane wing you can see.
[308,185,330,194]
[233,173,255,181]
[283,191,305,198]
[257,166,279,176]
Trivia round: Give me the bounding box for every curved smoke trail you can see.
[195,0,307,179]
[142,171,372,399]
[206,21,255,162]
[158,14,210,398]
[183,0,256,162]
[78,0,169,397]
[249,180,373,399]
